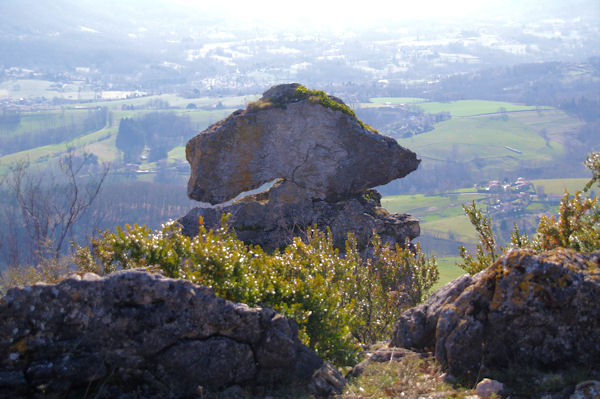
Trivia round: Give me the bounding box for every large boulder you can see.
[186,83,419,205]
[0,269,344,398]
[390,248,600,379]
[182,84,420,250]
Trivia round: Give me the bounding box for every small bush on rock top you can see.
[294,85,378,132]
[73,216,437,366]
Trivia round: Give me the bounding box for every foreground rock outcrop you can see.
[0,270,344,398]
[390,248,600,379]
[180,83,420,250]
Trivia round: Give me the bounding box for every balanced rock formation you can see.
[0,269,344,398]
[390,248,600,379]
[181,83,420,249]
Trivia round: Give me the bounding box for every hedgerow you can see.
[74,216,438,366]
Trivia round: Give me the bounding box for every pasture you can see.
[531,178,590,194]
[396,111,571,178]
[432,256,465,291]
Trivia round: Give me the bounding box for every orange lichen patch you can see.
[510,273,533,307]
[11,338,28,353]
[227,121,264,193]
[72,291,82,301]
[489,288,503,311]
[500,249,536,271]
[556,272,573,288]
[538,248,596,275]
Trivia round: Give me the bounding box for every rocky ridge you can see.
[180,83,420,250]
[0,269,344,398]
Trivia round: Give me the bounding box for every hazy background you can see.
[0,0,599,266]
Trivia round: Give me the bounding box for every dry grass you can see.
[0,255,74,295]
[342,354,476,399]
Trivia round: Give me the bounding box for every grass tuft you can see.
[342,354,475,398]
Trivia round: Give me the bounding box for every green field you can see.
[417,100,549,117]
[0,79,99,101]
[368,97,426,104]
[79,94,257,111]
[0,104,240,175]
[396,111,571,176]
[531,178,590,194]
[0,79,258,112]
[382,192,482,244]
[0,109,100,137]
[0,125,117,169]
[433,256,465,291]
[168,146,186,162]
[382,193,483,221]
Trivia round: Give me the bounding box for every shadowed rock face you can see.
[0,270,344,398]
[390,248,600,379]
[182,84,420,250]
[180,184,420,251]
[187,83,420,205]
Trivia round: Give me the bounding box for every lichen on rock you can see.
[390,248,600,379]
[0,269,344,398]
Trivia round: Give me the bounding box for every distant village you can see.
[475,177,559,218]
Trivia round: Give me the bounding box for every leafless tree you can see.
[3,151,109,264]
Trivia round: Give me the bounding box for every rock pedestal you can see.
[181,84,420,249]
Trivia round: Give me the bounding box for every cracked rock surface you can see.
[182,83,420,250]
[0,269,343,398]
[390,248,600,379]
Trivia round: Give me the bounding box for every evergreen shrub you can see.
[74,216,438,366]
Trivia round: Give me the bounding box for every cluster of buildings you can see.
[478,177,534,216]
[483,177,533,194]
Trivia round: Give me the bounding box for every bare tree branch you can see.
[4,151,110,264]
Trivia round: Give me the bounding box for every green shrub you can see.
[459,152,600,275]
[457,201,504,275]
[534,191,599,252]
[345,235,438,343]
[75,217,438,366]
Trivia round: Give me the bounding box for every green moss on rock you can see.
[247,83,377,132]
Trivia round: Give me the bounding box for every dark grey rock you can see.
[570,380,600,399]
[390,248,600,379]
[390,273,472,350]
[308,362,346,398]
[0,269,344,398]
[180,182,419,251]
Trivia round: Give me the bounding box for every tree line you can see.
[0,107,109,155]
[116,112,193,162]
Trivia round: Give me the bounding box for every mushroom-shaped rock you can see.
[186,83,420,205]
[181,84,421,250]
